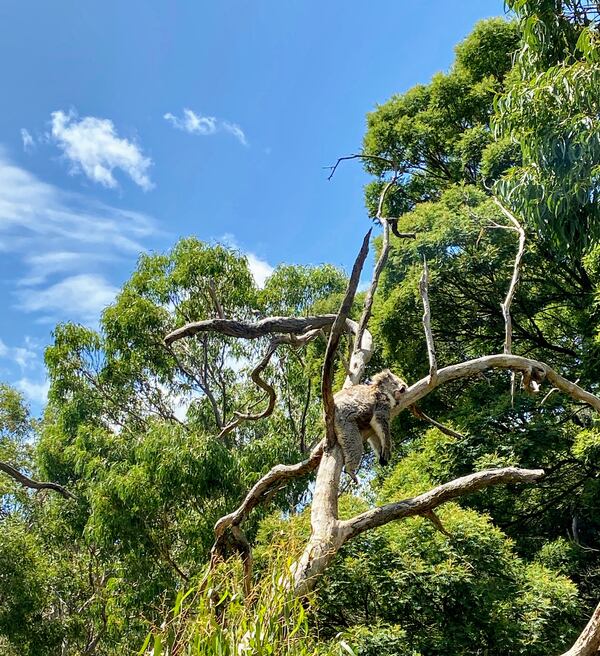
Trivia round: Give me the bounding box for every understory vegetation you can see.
[1,2,600,654]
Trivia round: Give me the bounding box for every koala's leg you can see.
[369,409,392,465]
[334,416,363,484]
[366,429,383,463]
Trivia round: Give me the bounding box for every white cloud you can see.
[164,109,217,135]
[15,378,50,407]
[164,108,248,146]
[18,274,118,323]
[220,233,274,288]
[21,128,34,152]
[50,109,153,190]
[0,337,38,371]
[222,122,248,146]
[246,253,274,288]
[0,149,156,324]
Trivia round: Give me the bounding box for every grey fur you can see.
[333,370,407,483]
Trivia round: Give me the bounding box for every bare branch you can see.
[350,178,395,366]
[207,280,225,319]
[388,218,417,240]
[394,354,600,416]
[492,199,526,384]
[411,406,465,440]
[323,230,371,448]
[219,330,323,438]
[340,467,544,540]
[165,315,341,346]
[325,153,396,181]
[559,602,600,656]
[0,461,75,500]
[419,257,437,384]
[214,441,324,538]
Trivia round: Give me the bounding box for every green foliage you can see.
[495,1,600,254]
[141,559,342,656]
[362,18,520,218]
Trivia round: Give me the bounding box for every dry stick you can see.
[493,198,526,402]
[410,406,465,440]
[213,441,324,538]
[340,467,544,539]
[322,229,371,448]
[419,257,438,384]
[559,601,600,656]
[0,461,75,500]
[347,179,396,388]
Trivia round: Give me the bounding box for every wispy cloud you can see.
[164,108,248,146]
[220,234,274,288]
[50,109,153,190]
[0,337,38,371]
[17,274,119,324]
[21,128,34,152]
[15,377,50,407]
[0,149,156,325]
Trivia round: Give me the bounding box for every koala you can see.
[333,369,407,483]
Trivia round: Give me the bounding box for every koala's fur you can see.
[333,369,407,483]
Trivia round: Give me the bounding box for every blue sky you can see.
[0,0,506,412]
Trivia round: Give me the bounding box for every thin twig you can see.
[411,406,464,440]
[419,257,437,384]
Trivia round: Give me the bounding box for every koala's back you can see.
[334,384,379,430]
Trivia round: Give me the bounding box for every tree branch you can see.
[0,461,75,500]
[323,230,371,447]
[394,354,600,416]
[165,315,344,346]
[213,441,324,538]
[559,602,600,656]
[340,467,544,540]
[419,257,437,384]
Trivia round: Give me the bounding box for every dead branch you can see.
[292,463,544,594]
[323,230,371,447]
[394,354,600,416]
[165,315,341,346]
[340,467,544,540]
[559,602,600,656]
[411,406,465,440]
[326,153,397,181]
[213,441,324,538]
[388,218,417,240]
[0,461,75,500]
[419,257,437,384]
[218,341,279,437]
[346,178,396,387]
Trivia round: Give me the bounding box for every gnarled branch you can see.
[0,461,75,500]
[214,441,324,538]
